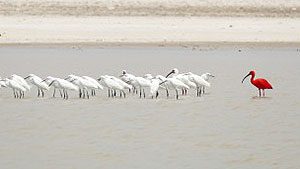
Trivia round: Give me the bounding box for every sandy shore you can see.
[1,0,300,17]
[1,16,300,46]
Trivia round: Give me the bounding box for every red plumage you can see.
[242,70,273,97]
[252,78,273,90]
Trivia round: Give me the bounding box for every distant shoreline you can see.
[1,0,300,17]
[1,16,300,47]
[1,42,300,49]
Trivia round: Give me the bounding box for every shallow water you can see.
[0,46,299,169]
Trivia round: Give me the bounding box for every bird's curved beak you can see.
[64,77,70,80]
[242,73,250,83]
[24,76,30,79]
[159,80,167,85]
[97,78,101,81]
[210,74,215,78]
[166,70,174,78]
[48,80,54,87]
[41,79,46,82]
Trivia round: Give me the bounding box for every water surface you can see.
[0,46,299,169]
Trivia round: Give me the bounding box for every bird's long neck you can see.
[250,73,255,84]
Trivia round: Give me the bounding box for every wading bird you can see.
[48,78,79,100]
[200,73,215,94]
[98,75,126,98]
[242,70,273,97]
[1,78,27,98]
[24,74,49,97]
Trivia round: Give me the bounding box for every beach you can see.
[1,16,300,46]
[1,0,300,46]
[0,47,299,169]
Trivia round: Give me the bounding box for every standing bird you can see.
[200,73,215,94]
[24,74,49,97]
[1,78,27,98]
[242,70,273,97]
[48,79,79,100]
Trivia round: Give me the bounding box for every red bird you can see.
[242,70,273,97]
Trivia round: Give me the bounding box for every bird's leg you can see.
[13,89,16,98]
[203,86,205,94]
[199,88,202,97]
[113,90,116,97]
[156,91,159,99]
[166,89,169,98]
[53,88,56,97]
[59,89,63,98]
[258,89,261,97]
[181,89,184,95]
[37,88,40,97]
[196,87,199,97]
[65,90,69,100]
[22,91,25,98]
[263,90,265,97]
[82,89,86,98]
[139,88,142,98]
[119,91,122,98]
[41,89,44,97]
[123,91,126,98]
[79,89,82,98]
[175,89,179,100]
[86,90,89,99]
[62,89,65,99]
[19,91,22,99]
[143,89,146,98]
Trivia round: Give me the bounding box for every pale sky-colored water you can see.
[0,46,299,169]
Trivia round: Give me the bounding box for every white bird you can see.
[24,74,49,97]
[185,72,210,97]
[166,68,195,95]
[120,70,139,94]
[107,75,133,93]
[1,78,26,98]
[98,75,126,98]
[48,78,79,100]
[149,76,161,99]
[158,76,189,99]
[42,76,64,98]
[82,76,104,96]
[11,74,31,97]
[155,75,171,98]
[200,73,215,94]
[133,76,151,98]
[65,74,99,99]
[0,77,7,88]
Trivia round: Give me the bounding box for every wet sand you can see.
[0,46,299,169]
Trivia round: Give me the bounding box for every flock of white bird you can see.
[0,68,214,100]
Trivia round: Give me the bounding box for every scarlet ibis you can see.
[242,70,273,97]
